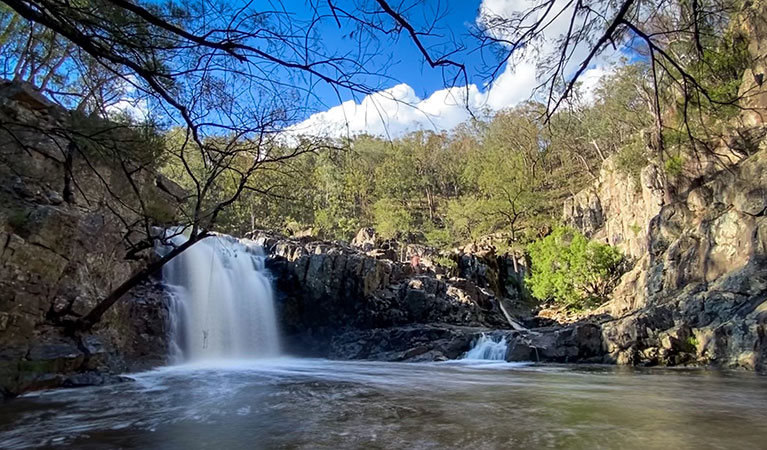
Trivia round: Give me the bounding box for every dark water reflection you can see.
[1,359,766,449]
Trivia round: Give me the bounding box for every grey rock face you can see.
[256,231,611,364]
[323,322,603,364]
[255,232,513,356]
[566,121,767,370]
[0,85,177,396]
[351,227,379,252]
[562,156,665,260]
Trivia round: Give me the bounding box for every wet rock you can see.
[262,235,512,358]
[327,325,479,361]
[62,372,133,388]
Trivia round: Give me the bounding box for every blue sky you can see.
[282,0,490,111]
[277,0,618,138]
[110,0,616,137]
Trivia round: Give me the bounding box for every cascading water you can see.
[159,232,280,361]
[463,333,509,361]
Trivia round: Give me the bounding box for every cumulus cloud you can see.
[107,97,150,121]
[287,82,485,139]
[288,60,543,139]
[105,77,150,121]
[289,0,618,139]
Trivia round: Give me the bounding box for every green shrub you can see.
[615,140,647,189]
[424,227,454,250]
[526,227,625,310]
[685,336,699,352]
[373,198,414,240]
[433,255,457,271]
[664,155,684,177]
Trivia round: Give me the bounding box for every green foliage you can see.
[70,113,166,168]
[444,196,487,242]
[372,198,414,240]
[615,139,648,187]
[687,27,750,120]
[527,227,625,310]
[144,197,175,225]
[664,155,684,177]
[685,336,699,352]
[432,255,457,270]
[424,227,454,250]
[629,222,642,237]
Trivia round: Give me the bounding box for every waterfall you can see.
[159,232,280,361]
[463,333,508,361]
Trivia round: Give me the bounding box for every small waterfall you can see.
[463,333,508,361]
[159,232,280,361]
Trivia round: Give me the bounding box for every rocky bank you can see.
[251,230,602,364]
[0,83,177,396]
[566,140,767,370]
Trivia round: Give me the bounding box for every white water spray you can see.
[463,333,508,361]
[160,232,280,361]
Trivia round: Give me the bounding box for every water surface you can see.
[1,359,765,449]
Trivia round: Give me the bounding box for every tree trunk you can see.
[425,187,435,221]
[591,140,606,161]
[77,232,209,330]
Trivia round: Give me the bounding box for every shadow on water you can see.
[1,359,766,450]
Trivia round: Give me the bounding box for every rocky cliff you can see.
[250,231,601,363]
[0,83,176,396]
[563,157,665,260]
[560,2,767,371]
[564,126,767,370]
[598,144,767,370]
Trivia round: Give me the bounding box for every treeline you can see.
[202,64,656,248]
[1,0,754,314]
[205,22,751,253]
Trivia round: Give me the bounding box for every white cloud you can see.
[480,61,538,111]
[105,76,150,121]
[288,61,545,139]
[107,97,150,121]
[577,66,610,103]
[289,0,619,139]
[287,82,486,139]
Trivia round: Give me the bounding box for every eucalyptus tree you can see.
[475,0,749,120]
[0,0,467,328]
[459,104,552,241]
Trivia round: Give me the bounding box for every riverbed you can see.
[1,359,765,449]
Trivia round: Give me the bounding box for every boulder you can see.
[351,227,379,251]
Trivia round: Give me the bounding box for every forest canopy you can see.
[0,0,760,317]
